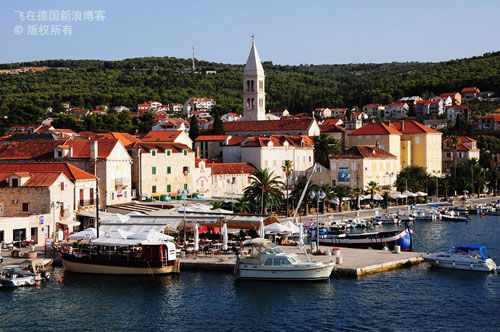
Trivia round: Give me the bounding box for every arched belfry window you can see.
[246,80,250,92]
[251,80,254,92]
[246,98,250,109]
[251,98,254,109]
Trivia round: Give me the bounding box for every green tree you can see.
[333,185,351,212]
[189,116,200,141]
[351,186,363,210]
[138,111,156,133]
[395,166,430,193]
[313,133,343,167]
[366,181,379,204]
[291,178,318,216]
[234,197,252,213]
[212,115,225,135]
[210,200,224,210]
[243,169,284,215]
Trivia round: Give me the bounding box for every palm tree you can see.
[333,185,351,212]
[210,200,224,210]
[243,169,284,215]
[351,186,363,210]
[382,190,391,209]
[313,133,343,167]
[291,178,318,216]
[282,160,294,217]
[366,181,379,205]
[234,197,251,213]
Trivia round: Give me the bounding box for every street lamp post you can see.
[433,170,441,202]
[179,188,191,243]
[309,189,326,252]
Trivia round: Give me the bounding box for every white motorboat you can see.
[373,214,400,224]
[423,245,497,272]
[441,210,469,222]
[0,266,36,288]
[235,238,335,281]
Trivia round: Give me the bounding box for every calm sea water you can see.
[1,216,499,332]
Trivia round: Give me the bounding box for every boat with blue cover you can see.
[423,245,497,272]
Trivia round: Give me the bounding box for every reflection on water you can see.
[0,216,499,332]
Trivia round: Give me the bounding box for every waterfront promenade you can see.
[181,246,425,278]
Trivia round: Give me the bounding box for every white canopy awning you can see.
[403,191,417,197]
[416,191,428,196]
[373,193,384,201]
[391,193,408,199]
[264,222,288,233]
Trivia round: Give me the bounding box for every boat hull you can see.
[320,229,413,251]
[423,257,496,272]
[62,258,180,275]
[237,264,335,280]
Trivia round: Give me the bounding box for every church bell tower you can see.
[242,38,266,121]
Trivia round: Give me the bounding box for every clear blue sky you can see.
[1,0,499,65]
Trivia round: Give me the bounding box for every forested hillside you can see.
[0,51,499,127]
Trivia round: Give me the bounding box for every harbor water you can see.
[1,216,499,331]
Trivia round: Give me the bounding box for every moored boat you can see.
[60,238,180,275]
[319,227,413,251]
[441,210,469,222]
[0,266,36,288]
[235,238,335,281]
[423,245,497,272]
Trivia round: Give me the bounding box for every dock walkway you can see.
[181,246,425,278]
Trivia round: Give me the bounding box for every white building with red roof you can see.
[439,92,461,105]
[442,136,480,174]
[461,87,480,99]
[384,102,409,119]
[347,120,442,175]
[194,135,232,159]
[221,113,242,122]
[478,114,500,131]
[362,104,385,117]
[222,135,314,180]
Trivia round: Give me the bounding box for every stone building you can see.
[0,139,132,207]
[208,162,256,199]
[128,142,195,199]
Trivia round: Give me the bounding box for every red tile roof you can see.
[210,163,256,175]
[241,135,314,148]
[222,119,314,133]
[332,145,396,159]
[363,103,382,108]
[319,124,345,133]
[461,87,480,93]
[443,135,476,144]
[389,120,441,134]
[478,114,500,121]
[347,123,401,136]
[0,139,118,160]
[439,92,460,98]
[0,162,95,181]
[322,119,342,126]
[131,142,193,154]
[142,131,183,142]
[225,136,248,146]
[194,135,230,141]
[0,172,62,187]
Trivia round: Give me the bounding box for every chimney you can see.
[401,120,404,131]
[90,141,98,160]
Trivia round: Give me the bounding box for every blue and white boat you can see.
[319,227,413,251]
[423,245,497,272]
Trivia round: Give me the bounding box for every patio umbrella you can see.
[222,223,228,251]
[298,223,304,248]
[194,223,199,252]
[108,229,134,239]
[279,220,300,234]
[129,230,174,241]
[373,193,384,201]
[68,227,97,240]
[259,217,265,238]
[264,222,288,233]
[416,191,428,197]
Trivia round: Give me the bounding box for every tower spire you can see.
[242,39,265,121]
